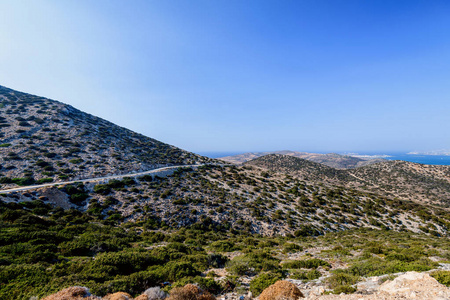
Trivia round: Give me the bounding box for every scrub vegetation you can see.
[1,200,449,299]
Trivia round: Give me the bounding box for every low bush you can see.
[37,178,53,184]
[94,184,111,195]
[431,270,450,286]
[249,272,284,296]
[209,240,240,252]
[226,250,280,276]
[341,257,437,277]
[332,285,356,294]
[283,242,303,253]
[282,258,330,269]
[207,253,228,268]
[325,273,359,289]
[289,269,321,281]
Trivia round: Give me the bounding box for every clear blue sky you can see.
[1,0,450,154]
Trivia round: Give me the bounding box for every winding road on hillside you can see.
[0,164,208,194]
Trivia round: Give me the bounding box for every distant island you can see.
[343,153,392,159]
[407,150,450,155]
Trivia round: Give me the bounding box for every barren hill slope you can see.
[0,85,211,187]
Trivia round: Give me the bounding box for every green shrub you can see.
[431,270,450,286]
[64,184,89,204]
[207,253,228,268]
[11,177,35,186]
[0,177,13,184]
[332,285,356,294]
[94,184,111,195]
[249,272,283,296]
[209,240,240,252]
[290,269,321,281]
[69,158,83,164]
[139,175,153,182]
[326,273,360,288]
[91,270,161,297]
[37,178,53,184]
[342,257,437,277]
[283,242,303,253]
[282,258,330,269]
[159,261,199,281]
[89,251,161,276]
[226,251,280,276]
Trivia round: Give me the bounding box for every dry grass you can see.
[259,280,304,300]
[103,292,133,300]
[41,286,100,300]
[167,284,216,300]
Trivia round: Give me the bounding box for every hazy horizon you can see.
[1,1,450,153]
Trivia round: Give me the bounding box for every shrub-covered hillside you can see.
[2,165,448,237]
[246,154,450,208]
[0,85,211,188]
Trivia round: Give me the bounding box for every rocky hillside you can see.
[219,151,383,169]
[0,85,211,188]
[2,164,448,237]
[246,154,450,208]
[350,160,450,207]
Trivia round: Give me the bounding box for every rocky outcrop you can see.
[302,272,450,299]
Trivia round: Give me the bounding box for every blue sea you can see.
[198,151,450,166]
[378,153,450,166]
